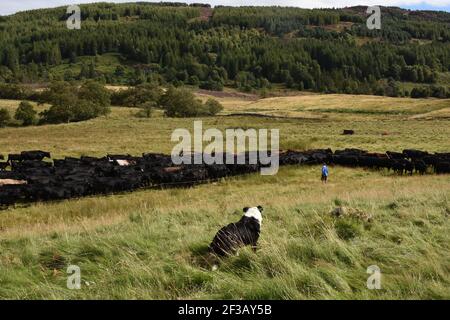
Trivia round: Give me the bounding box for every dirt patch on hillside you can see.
[199,7,213,21]
[196,89,259,101]
[189,7,213,23]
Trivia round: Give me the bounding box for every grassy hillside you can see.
[0,92,449,299]
[1,90,449,156]
[1,3,449,97]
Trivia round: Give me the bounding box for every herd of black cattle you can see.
[0,149,449,206]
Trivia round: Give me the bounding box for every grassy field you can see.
[0,91,449,299]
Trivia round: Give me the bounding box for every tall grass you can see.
[0,166,449,299]
[0,92,449,299]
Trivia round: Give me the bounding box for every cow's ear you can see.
[257,205,264,212]
[243,207,250,213]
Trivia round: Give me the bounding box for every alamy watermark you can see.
[366,6,381,30]
[367,265,382,290]
[171,121,280,175]
[67,265,81,290]
[67,5,81,30]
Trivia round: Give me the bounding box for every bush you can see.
[78,81,111,113]
[160,87,223,118]
[160,87,203,117]
[200,79,224,91]
[429,86,447,99]
[15,101,37,126]
[0,83,29,100]
[40,81,111,124]
[135,101,155,118]
[410,87,430,98]
[111,83,163,107]
[0,108,11,127]
[204,98,224,115]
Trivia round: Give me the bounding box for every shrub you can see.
[429,86,447,99]
[160,87,223,118]
[135,101,155,118]
[0,108,11,127]
[410,87,430,98]
[204,98,224,116]
[200,79,224,91]
[14,101,37,126]
[0,83,29,100]
[78,80,111,114]
[160,87,203,117]
[111,83,163,107]
[40,80,111,124]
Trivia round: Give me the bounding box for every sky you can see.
[0,0,449,16]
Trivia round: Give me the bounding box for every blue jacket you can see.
[322,166,329,176]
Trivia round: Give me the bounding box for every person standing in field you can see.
[321,164,329,183]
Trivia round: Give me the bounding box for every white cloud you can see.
[0,0,449,15]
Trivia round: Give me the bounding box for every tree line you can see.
[0,81,224,127]
[0,3,449,97]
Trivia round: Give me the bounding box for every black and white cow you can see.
[209,206,263,257]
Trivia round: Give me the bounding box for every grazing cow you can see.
[0,184,30,205]
[335,148,366,156]
[392,159,414,175]
[0,162,8,171]
[414,160,427,175]
[332,155,359,167]
[422,155,437,167]
[209,206,263,257]
[404,160,414,175]
[436,162,450,174]
[386,151,404,160]
[20,151,51,161]
[343,130,355,135]
[279,151,309,165]
[0,171,25,180]
[358,156,390,170]
[142,153,173,167]
[402,149,428,160]
[206,163,230,179]
[7,154,22,163]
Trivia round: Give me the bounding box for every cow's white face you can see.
[244,206,263,225]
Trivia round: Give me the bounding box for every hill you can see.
[0,3,449,97]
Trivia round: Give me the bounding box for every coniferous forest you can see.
[0,2,449,97]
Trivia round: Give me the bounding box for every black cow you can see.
[422,155,437,167]
[21,151,51,161]
[392,159,414,175]
[8,154,22,162]
[436,162,450,174]
[343,130,355,135]
[386,151,404,160]
[414,160,427,175]
[403,149,428,160]
[332,155,359,167]
[279,151,309,165]
[335,148,367,155]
